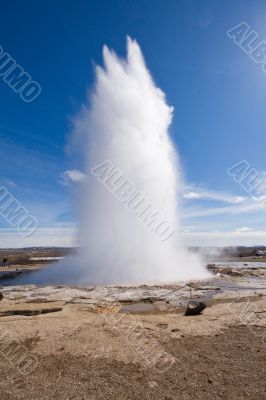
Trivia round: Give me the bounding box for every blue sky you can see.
[1,0,266,247]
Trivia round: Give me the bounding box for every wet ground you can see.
[0,262,266,314]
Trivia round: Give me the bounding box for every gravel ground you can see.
[0,325,265,400]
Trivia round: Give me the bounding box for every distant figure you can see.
[2,258,8,268]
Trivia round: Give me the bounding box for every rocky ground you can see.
[0,263,265,399]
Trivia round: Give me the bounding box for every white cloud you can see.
[182,226,197,233]
[183,187,246,204]
[182,230,266,247]
[183,192,202,200]
[1,226,266,248]
[59,170,86,186]
[184,199,264,219]
[235,227,252,233]
[0,228,77,248]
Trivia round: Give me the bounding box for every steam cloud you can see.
[65,37,208,284]
[27,37,208,286]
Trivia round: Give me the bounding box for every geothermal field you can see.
[0,251,266,399]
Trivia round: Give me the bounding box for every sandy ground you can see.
[0,268,265,399]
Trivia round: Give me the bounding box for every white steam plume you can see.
[65,37,208,284]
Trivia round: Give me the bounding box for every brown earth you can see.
[0,293,265,400]
[0,326,265,400]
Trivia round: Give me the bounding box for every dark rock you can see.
[0,292,3,301]
[184,301,206,316]
[221,267,241,276]
[0,307,63,317]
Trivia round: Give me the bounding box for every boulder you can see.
[184,301,206,316]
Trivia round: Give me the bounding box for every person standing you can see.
[2,258,8,268]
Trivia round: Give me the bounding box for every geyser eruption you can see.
[68,37,208,284]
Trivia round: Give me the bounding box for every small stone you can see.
[148,381,158,388]
[208,378,213,384]
[185,301,206,316]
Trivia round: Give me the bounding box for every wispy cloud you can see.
[2,227,266,248]
[184,199,264,219]
[235,227,252,233]
[0,228,77,248]
[183,186,246,204]
[59,169,86,186]
[182,229,266,247]
[0,133,66,183]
